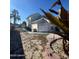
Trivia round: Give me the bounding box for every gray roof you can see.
[27,13,42,22]
[31,17,49,24]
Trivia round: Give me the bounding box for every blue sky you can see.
[10,0,69,23]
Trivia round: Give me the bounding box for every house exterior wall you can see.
[31,19,56,32]
[38,22,51,32]
[29,17,60,32]
[32,23,38,32]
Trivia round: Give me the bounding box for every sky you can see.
[10,0,69,24]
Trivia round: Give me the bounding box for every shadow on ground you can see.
[10,29,25,59]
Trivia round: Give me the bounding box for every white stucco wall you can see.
[32,23,38,32]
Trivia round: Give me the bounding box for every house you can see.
[31,17,60,32]
[26,13,60,33]
[26,13,42,28]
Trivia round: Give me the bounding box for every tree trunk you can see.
[14,17,16,28]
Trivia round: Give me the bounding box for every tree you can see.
[21,21,26,28]
[10,9,21,26]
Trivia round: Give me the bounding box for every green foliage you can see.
[10,9,21,25]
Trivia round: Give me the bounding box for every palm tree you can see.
[10,9,21,26]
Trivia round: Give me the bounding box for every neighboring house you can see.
[26,13,42,28]
[20,22,26,28]
[26,13,61,32]
[31,17,59,32]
